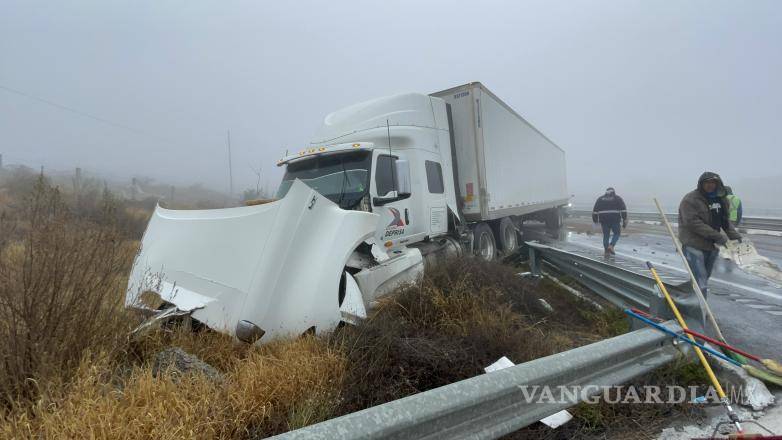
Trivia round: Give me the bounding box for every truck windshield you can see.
[276,151,371,209]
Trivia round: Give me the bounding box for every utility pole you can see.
[74,167,82,208]
[74,167,82,194]
[226,130,234,198]
[251,163,262,197]
[131,177,138,201]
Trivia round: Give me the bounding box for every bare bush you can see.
[0,177,138,407]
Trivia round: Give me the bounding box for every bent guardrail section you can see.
[527,241,659,310]
[269,323,683,440]
[525,241,706,332]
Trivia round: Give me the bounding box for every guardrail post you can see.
[528,245,541,276]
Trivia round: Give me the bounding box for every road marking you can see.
[733,299,757,303]
[746,304,775,310]
[766,310,782,316]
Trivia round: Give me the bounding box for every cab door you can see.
[371,153,422,248]
[423,159,448,236]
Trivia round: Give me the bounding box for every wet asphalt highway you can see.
[522,217,782,360]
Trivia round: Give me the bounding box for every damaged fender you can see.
[127,180,379,343]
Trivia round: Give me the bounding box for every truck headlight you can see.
[235,320,265,344]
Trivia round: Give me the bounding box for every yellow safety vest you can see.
[726,194,741,222]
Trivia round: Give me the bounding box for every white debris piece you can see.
[719,239,782,286]
[539,410,574,429]
[483,356,573,429]
[538,298,554,313]
[484,356,515,373]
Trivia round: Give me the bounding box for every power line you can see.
[0,83,177,144]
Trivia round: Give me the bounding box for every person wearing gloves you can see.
[678,172,742,297]
[592,187,628,256]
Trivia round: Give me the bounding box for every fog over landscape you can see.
[2,0,780,213]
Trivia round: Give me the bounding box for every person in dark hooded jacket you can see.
[678,172,741,297]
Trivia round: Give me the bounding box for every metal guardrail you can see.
[525,242,706,333]
[527,241,655,310]
[568,210,782,232]
[269,322,683,440]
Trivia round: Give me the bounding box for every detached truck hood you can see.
[126,180,379,343]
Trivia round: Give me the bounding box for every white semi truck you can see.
[127,82,568,344]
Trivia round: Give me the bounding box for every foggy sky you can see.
[1,0,780,210]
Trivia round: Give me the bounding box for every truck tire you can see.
[545,207,564,230]
[495,217,518,256]
[472,222,497,262]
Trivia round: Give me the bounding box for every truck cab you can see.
[275,93,460,255]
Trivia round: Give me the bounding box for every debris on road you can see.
[720,239,782,286]
[711,357,774,411]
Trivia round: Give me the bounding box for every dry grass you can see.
[2,336,345,440]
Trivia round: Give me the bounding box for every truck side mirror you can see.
[395,160,411,196]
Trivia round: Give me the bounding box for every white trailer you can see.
[432,83,568,223]
[127,82,569,344]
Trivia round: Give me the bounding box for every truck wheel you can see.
[545,207,564,230]
[496,217,518,256]
[472,222,496,262]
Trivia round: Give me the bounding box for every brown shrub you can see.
[0,177,140,408]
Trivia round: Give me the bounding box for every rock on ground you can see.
[152,347,223,382]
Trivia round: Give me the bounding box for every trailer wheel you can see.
[472,222,497,262]
[496,217,518,255]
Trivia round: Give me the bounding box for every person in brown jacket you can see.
[678,172,741,298]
